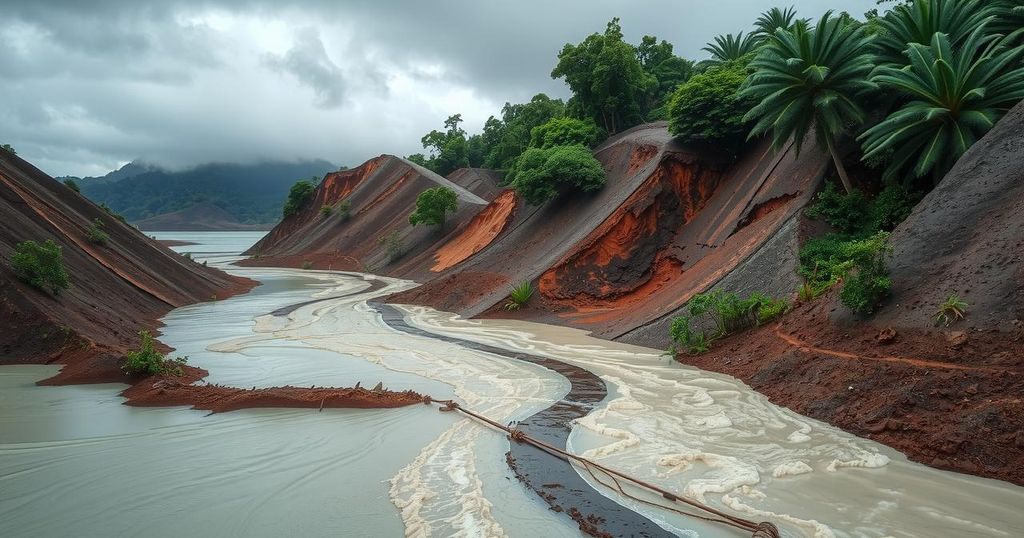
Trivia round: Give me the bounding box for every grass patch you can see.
[670,290,789,354]
[934,295,968,327]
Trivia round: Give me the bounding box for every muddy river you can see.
[1,232,1021,538]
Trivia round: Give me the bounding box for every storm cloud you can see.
[0,0,877,177]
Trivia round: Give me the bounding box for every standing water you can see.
[1,232,1021,538]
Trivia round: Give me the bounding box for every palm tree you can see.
[992,0,1024,45]
[874,0,996,67]
[859,26,1024,183]
[752,6,804,40]
[741,12,875,193]
[702,32,759,64]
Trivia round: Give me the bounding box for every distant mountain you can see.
[75,160,339,230]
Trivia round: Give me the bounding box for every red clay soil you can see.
[239,155,491,280]
[681,103,1024,486]
[681,294,1024,486]
[0,152,255,379]
[121,365,427,413]
[432,189,517,272]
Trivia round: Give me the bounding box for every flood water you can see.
[1,231,1022,538]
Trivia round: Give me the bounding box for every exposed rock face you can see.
[873,100,1024,331]
[0,151,254,383]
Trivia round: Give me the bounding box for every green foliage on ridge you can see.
[11,239,70,295]
[506,145,606,205]
[283,180,315,217]
[668,57,756,153]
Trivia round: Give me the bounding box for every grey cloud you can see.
[263,32,347,108]
[1,0,879,177]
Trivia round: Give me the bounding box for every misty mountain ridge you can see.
[74,159,340,230]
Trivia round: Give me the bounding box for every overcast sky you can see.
[1,0,878,177]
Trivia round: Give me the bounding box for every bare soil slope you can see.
[680,101,1024,485]
[389,122,828,346]
[240,155,491,280]
[0,151,255,384]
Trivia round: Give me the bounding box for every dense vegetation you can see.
[505,145,606,205]
[282,179,317,217]
[409,187,458,228]
[11,239,70,295]
[78,160,337,226]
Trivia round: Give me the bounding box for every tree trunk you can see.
[825,135,854,194]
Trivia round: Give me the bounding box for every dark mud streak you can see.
[370,301,676,537]
[270,277,388,317]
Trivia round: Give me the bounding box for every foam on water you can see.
[399,305,1024,538]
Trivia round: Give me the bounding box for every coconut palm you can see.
[752,6,804,40]
[741,11,875,193]
[860,26,1024,183]
[874,0,996,67]
[702,32,759,64]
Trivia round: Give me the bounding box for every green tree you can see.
[283,180,316,217]
[637,36,694,116]
[860,27,1024,182]
[702,33,759,64]
[742,11,875,193]
[873,0,996,67]
[481,94,566,170]
[11,239,70,294]
[63,178,80,192]
[409,186,458,228]
[551,18,648,134]
[0,143,15,155]
[668,58,756,153]
[753,6,805,39]
[529,117,602,149]
[507,145,606,205]
[420,114,470,176]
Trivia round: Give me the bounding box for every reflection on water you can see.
[1,232,1022,538]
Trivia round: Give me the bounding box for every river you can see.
[1,231,1021,538]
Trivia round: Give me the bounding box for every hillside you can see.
[240,155,497,275]
[77,159,337,230]
[679,101,1024,485]
[0,151,255,385]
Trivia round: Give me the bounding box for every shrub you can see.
[409,186,458,228]
[667,58,755,153]
[99,203,127,223]
[123,330,187,376]
[11,239,70,294]
[337,200,352,221]
[934,295,968,327]
[86,218,108,245]
[379,230,404,262]
[806,182,917,236]
[529,117,602,149]
[320,205,333,218]
[63,178,80,192]
[507,145,606,205]
[301,260,313,270]
[837,232,893,315]
[805,182,870,235]
[182,252,193,261]
[283,180,316,217]
[669,290,789,354]
[504,281,534,310]
[0,143,15,155]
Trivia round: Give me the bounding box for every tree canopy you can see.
[283,179,316,217]
[506,145,606,205]
[409,186,459,227]
[668,57,756,153]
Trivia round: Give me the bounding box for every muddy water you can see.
[2,231,1022,538]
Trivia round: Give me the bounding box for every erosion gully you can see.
[1,231,1022,538]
